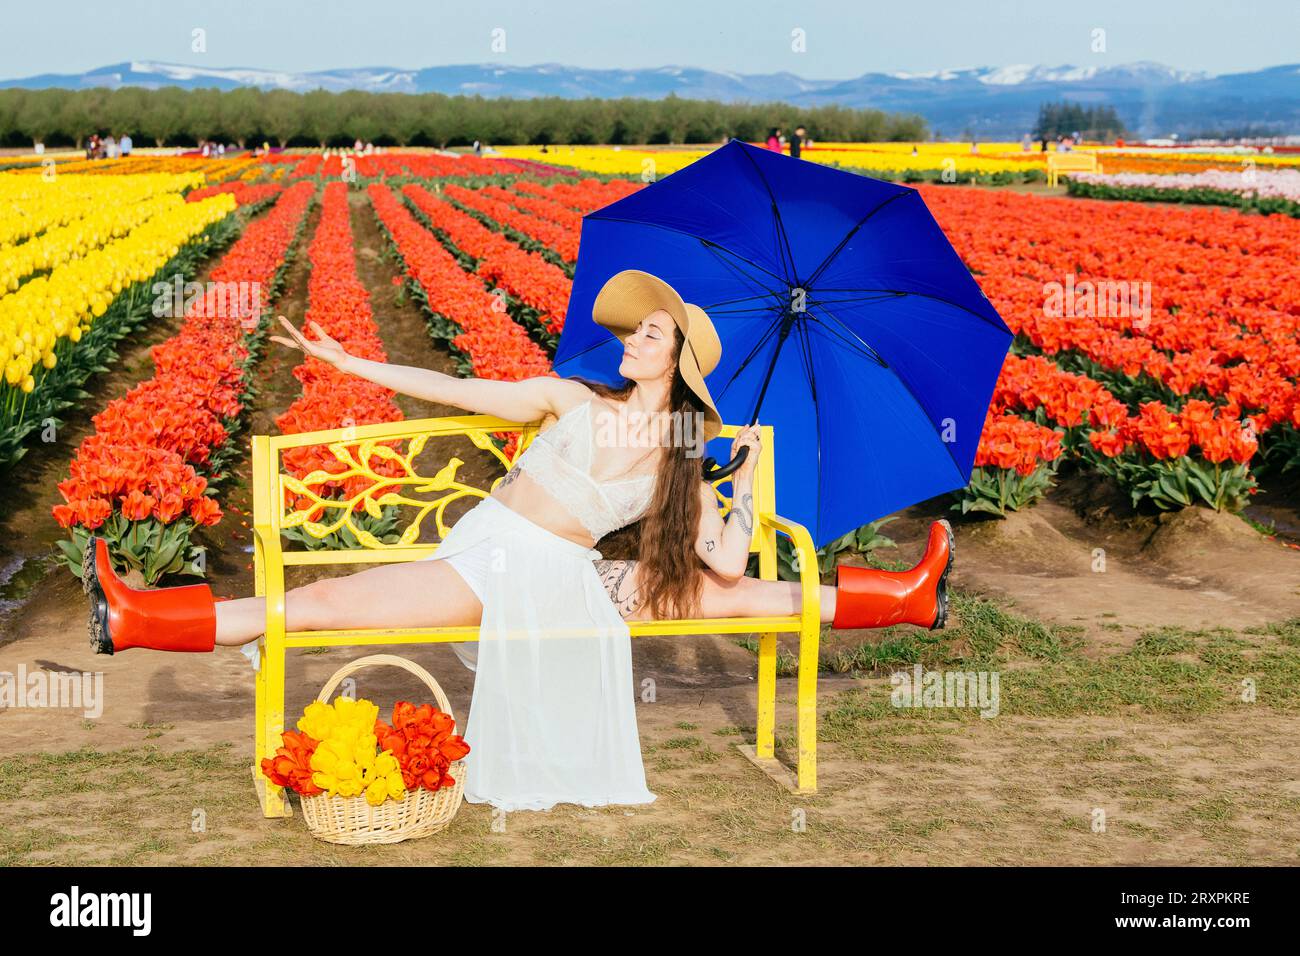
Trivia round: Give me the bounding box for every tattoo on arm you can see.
[498,466,521,487]
[732,492,753,536]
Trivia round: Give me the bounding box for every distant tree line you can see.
[1034,101,1126,140]
[0,86,928,149]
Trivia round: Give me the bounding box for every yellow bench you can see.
[1047,151,1100,187]
[250,412,821,818]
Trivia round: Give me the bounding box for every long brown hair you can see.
[563,323,709,620]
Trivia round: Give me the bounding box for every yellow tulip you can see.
[386,773,406,801]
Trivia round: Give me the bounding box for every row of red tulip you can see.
[400,182,572,335]
[488,184,583,235]
[367,182,554,459]
[440,182,581,261]
[274,181,407,527]
[918,186,1300,443]
[512,176,643,213]
[52,181,317,583]
[185,181,284,207]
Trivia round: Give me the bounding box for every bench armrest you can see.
[758,511,822,622]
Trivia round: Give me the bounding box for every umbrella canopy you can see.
[553,137,1013,548]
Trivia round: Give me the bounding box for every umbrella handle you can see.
[701,444,749,482]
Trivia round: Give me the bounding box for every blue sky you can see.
[2,0,1295,79]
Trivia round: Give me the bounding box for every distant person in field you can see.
[765,128,782,152]
[1040,137,1049,153]
[120,132,132,156]
[473,139,482,157]
[1022,133,1032,151]
[790,126,805,159]
[105,135,118,159]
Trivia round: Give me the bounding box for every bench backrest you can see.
[251,412,776,567]
[1047,153,1098,172]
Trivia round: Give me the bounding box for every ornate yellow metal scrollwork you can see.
[278,425,536,548]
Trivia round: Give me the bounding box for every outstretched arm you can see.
[340,354,589,423]
[270,314,591,422]
[693,424,763,583]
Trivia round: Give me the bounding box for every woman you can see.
[82,270,954,810]
[765,128,783,152]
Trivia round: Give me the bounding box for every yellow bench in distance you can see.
[1047,151,1100,187]
[250,412,821,818]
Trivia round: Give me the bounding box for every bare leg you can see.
[213,559,484,646]
[595,560,837,623]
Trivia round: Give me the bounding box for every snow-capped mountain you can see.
[2,59,1296,137]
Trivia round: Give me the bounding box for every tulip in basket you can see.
[260,654,470,845]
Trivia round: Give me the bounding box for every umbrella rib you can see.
[813,286,1008,333]
[794,310,819,405]
[804,189,914,290]
[806,292,906,309]
[704,290,788,310]
[805,305,890,368]
[737,146,800,285]
[697,238,791,293]
[553,332,617,365]
[580,214,789,287]
[811,306,969,486]
[792,318,826,540]
[712,315,786,402]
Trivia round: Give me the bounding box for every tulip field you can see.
[0,145,1290,581]
[1,139,1299,866]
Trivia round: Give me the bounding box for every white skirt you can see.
[422,494,657,813]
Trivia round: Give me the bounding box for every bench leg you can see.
[253,639,291,818]
[755,631,776,759]
[795,620,819,792]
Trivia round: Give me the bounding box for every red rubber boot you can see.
[82,535,217,654]
[830,519,954,630]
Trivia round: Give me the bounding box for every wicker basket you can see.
[298,654,466,845]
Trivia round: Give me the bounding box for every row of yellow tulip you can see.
[0,192,237,393]
[492,144,707,176]
[9,154,257,179]
[0,172,205,248]
[1,186,208,292]
[491,141,1300,178]
[492,142,1053,176]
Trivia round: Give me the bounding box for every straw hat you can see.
[591,269,723,442]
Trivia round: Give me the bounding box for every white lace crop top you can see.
[510,398,658,542]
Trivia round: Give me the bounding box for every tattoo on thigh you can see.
[594,559,646,617]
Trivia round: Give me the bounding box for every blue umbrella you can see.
[553,137,1013,548]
